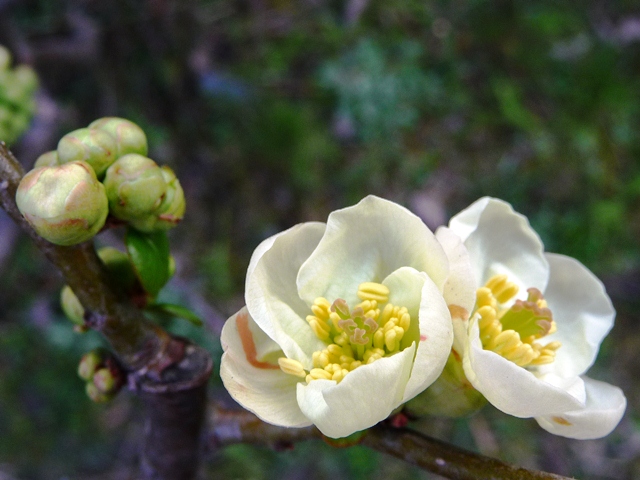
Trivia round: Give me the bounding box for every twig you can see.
[207,407,573,480]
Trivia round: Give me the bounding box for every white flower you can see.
[220,196,474,438]
[445,197,626,439]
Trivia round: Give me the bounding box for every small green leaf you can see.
[125,228,170,298]
[147,302,203,327]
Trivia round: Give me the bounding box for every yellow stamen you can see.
[278,358,306,378]
[282,282,414,384]
[357,282,390,303]
[474,274,562,369]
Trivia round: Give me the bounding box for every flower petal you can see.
[380,268,453,402]
[535,377,626,439]
[543,253,616,377]
[450,197,549,292]
[297,195,449,308]
[220,308,311,428]
[435,226,477,315]
[463,320,584,417]
[296,343,416,438]
[246,222,327,368]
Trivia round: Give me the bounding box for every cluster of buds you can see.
[16,117,186,245]
[77,349,125,403]
[0,45,38,145]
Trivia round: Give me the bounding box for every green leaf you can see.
[147,302,203,327]
[125,228,170,298]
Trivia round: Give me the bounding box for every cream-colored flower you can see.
[220,196,474,438]
[447,197,626,439]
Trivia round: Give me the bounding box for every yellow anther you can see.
[399,312,411,331]
[496,283,519,304]
[385,329,398,352]
[358,282,390,303]
[349,360,362,370]
[332,368,350,383]
[476,287,497,309]
[485,274,508,292]
[333,332,349,347]
[309,368,332,380]
[278,358,307,378]
[308,317,331,341]
[327,344,343,357]
[378,303,394,326]
[373,329,385,349]
[312,351,330,368]
[311,297,332,320]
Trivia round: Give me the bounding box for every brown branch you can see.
[207,407,572,480]
[0,143,213,480]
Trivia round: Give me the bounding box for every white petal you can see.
[536,377,626,439]
[297,195,449,309]
[463,320,584,418]
[220,308,311,428]
[435,226,476,354]
[543,253,616,377]
[246,222,327,368]
[382,268,453,402]
[296,343,416,438]
[448,197,491,242]
[435,226,477,314]
[450,197,549,292]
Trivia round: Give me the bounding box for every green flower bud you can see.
[0,45,10,70]
[12,65,38,97]
[85,382,113,403]
[404,352,486,418]
[128,166,185,232]
[89,117,148,157]
[103,153,167,221]
[16,161,109,246]
[34,150,60,168]
[57,128,118,178]
[93,367,117,394]
[60,285,85,326]
[78,350,104,381]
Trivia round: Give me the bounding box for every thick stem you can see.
[139,344,213,480]
[0,144,213,479]
[207,408,572,480]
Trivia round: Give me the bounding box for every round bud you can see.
[78,350,104,381]
[16,161,109,246]
[89,117,148,157]
[12,65,38,97]
[57,128,118,178]
[60,285,85,326]
[0,45,10,70]
[85,382,113,403]
[93,368,117,394]
[34,150,59,168]
[103,154,167,221]
[128,166,185,232]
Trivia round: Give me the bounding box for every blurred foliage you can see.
[1,0,640,478]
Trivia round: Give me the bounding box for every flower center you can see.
[473,274,561,368]
[278,282,412,384]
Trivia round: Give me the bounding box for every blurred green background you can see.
[1,1,639,478]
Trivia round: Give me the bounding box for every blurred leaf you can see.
[125,228,170,298]
[147,302,203,327]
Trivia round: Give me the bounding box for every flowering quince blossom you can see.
[445,197,626,439]
[220,195,476,438]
